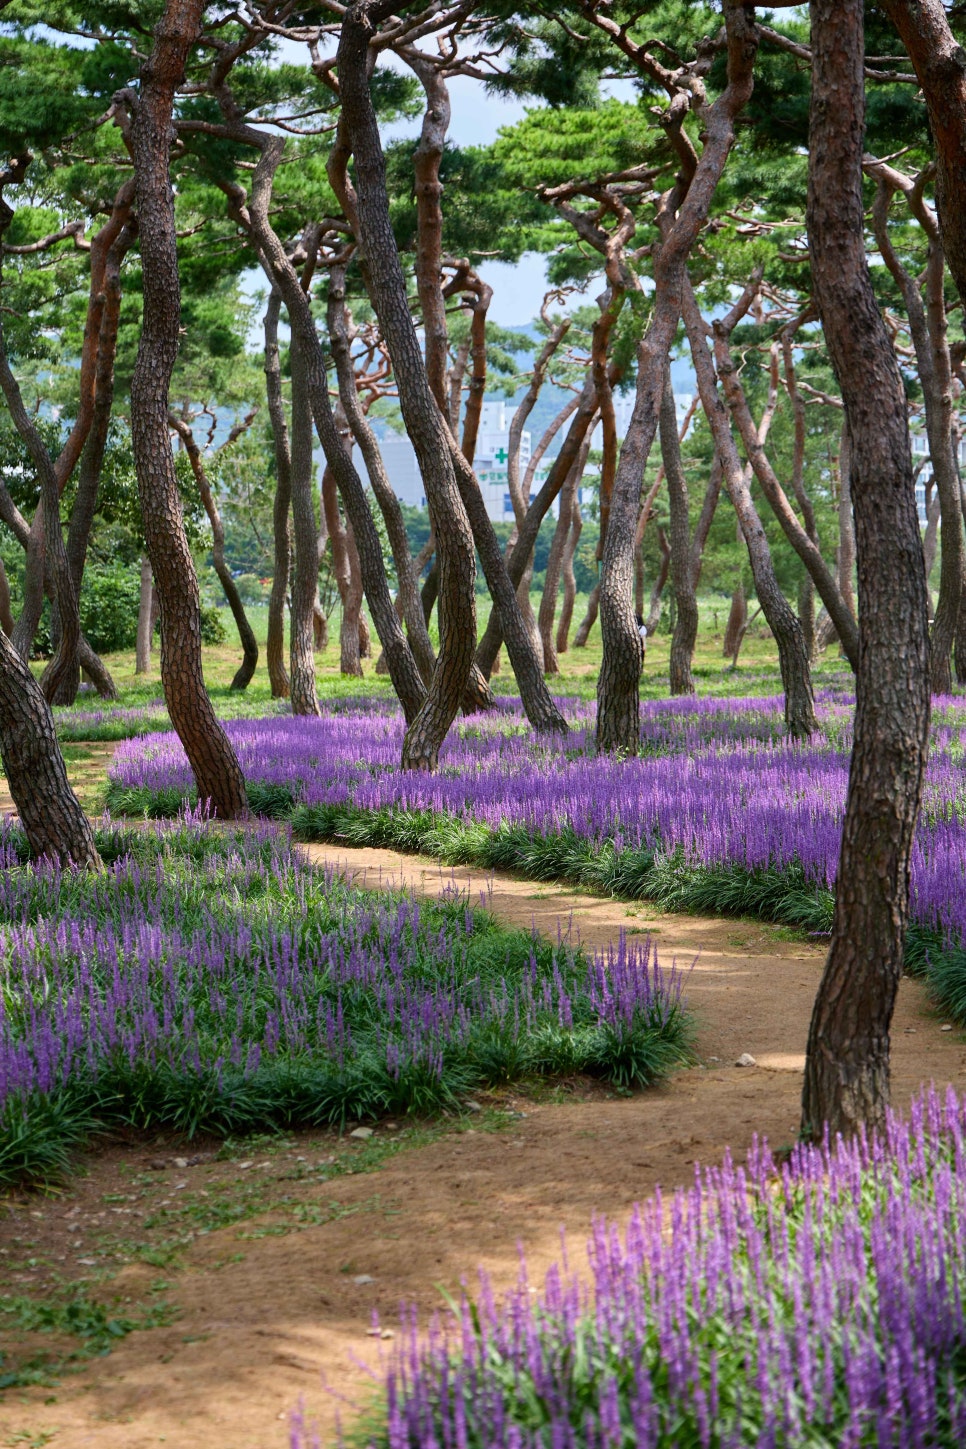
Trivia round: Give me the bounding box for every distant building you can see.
[353,398,553,523]
[341,391,697,521]
[910,429,966,527]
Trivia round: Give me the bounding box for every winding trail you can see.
[1,842,965,1449]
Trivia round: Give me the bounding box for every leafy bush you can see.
[200,602,227,644]
[79,563,141,653]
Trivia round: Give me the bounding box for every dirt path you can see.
[2,843,965,1449]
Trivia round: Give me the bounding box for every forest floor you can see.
[2,835,965,1449]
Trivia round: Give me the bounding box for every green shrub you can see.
[200,603,227,644]
[79,563,141,653]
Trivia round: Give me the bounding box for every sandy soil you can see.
[1,842,964,1449]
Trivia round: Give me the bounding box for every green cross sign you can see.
[494,447,508,464]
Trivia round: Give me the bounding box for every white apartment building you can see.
[347,392,697,521]
[354,398,552,523]
[910,429,966,526]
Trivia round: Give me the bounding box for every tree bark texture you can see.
[595,0,759,753]
[170,414,258,691]
[556,491,583,655]
[801,0,931,1142]
[0,626,100,866]
[867,161,963,694]
[882,1,966,318]
[715,324,860,671]
[135,556,153,674]
[539,435,591,674]
[264,288,291,700]
[0,558,13,638]
[327,266,435,686]
[723,584,747,659]
[127,0,247,818]
[288,336,322,712]
[682,276,816,737]
[661,366,697,695]
[337,9,475,767]
[475,370,605,675]
[322,463,361,678]
[222,141,426,728]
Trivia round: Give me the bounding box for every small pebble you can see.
[350,1127,374,1141]
[464,1101,482,1114]
[238,1161,253,1170]
[172,1156,188,1169]
[354,1274,375,1285]
[941,1024,953,1032]
[735,1053,757,1068]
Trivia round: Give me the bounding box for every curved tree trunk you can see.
[0,558,13,637]
[264,288,291,700]
[594,2,759,754]
[135,556,153,674]
[127,0,246,817]
[509,323,572,678]
[801,0,931,1141]
[169,414,259,691]
[336,18,475,767]
[556,492,583,655]
[539,444,588,675]
[327,264,435,686]
[289,336,321,713]
[574,582,600,648]
[716,325,860,671]
[474,368,608,678]
[723,582,747,659]
[324,469,361,678]
[47,208,135,705]
[867,161,963,695]
[662,367,697,694]
[0,629,100,866]
[223,145,426,728]
[644,527,671,636]
[683,275,816,737]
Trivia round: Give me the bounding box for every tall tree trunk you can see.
[0,558,13,638]
[644,527,671,636]
[474,358,614,679]
[683,275,816,737]
[883,1,966,315]
[336,16,476,766]
[509,322,572,677]
[289,335,321,713]
[539,439,589,674]
[264,288,291,700]
[595,1,759,753]
[327,264,435,685]
[0,165,130,704]
[51,201,135,704]
[169,414,258,691]
[126,0,246,817]
[801,0,931,1141]
[715,320,860,670]
[0,629,101,866]
[222,147,426,727]
[556,491,583,655]
[574,583,600,648]
[723,583,747,659]
[867,160,963,694]
[323,467,361,678]
[662,368,697,694]
[135,556,153,674]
